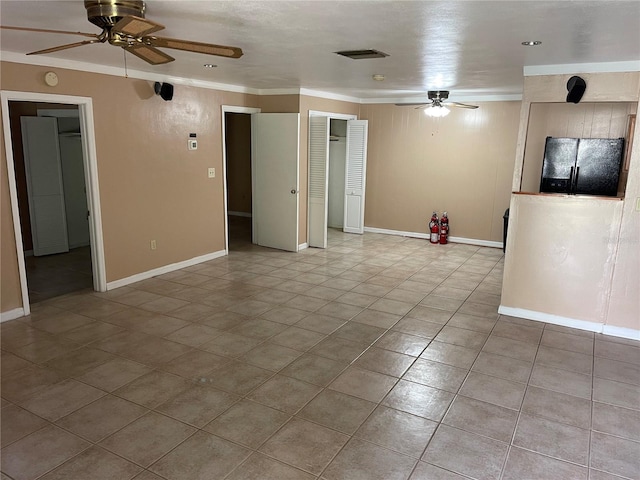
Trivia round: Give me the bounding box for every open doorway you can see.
[224,111,253,250]
[328,119,347,230]
[2,90,106,317]
[9,102,92,303]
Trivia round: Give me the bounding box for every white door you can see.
[252,113,300,252]
[21,116,70,256]
[343,120,368,234]
[308,115,330,248]
[59,134,90,248]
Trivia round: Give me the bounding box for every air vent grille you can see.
[335,49,389,60]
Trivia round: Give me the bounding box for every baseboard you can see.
[602,325,640,341]
[228,211,252,218]
[1,307,25,322]
[363,226,503,249]
[298,243,308,250]
[498,305,604,333]
[106,249,227,290]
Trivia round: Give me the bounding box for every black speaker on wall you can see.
[566,76,586,104]
[154,82,174,101]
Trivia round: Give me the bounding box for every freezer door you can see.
[574,138,624,196]
[540,137,579,193]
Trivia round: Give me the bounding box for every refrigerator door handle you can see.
[569,166,575,194]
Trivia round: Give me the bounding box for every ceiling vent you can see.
[335,49,389,60]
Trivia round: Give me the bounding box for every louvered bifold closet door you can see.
[308,115,330,248]
[343,120,368,234]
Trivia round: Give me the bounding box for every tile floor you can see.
[2,228,640,480]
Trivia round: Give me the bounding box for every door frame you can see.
[221,105,260,253]
[1,91,107,316]
[307,110,357,244]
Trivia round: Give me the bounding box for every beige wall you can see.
[0,61,259,304]
[225,112,252,214]
[359,102,521,242]
[503,71,640,334]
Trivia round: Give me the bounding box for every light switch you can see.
[208,167,215,178]
[188,139,198,150]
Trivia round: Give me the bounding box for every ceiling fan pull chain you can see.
[123,47,128,78]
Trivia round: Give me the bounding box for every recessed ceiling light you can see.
[203,64,217,68]
[372,74,385,81]
[521,41,542,46]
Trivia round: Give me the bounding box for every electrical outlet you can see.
[208,167,215,178]
[150,240,157,250]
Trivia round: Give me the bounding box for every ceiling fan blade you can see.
[125,44,174,65]
[449,102,479,109]
[113,15,164,37]
[27,39,101,56]
[394,103,429,106]
[145,36,243,58]
[1,25,100,38]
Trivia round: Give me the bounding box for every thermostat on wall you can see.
[44,71,58,87]
[188,139,197,150]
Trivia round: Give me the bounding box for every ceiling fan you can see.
[0,0,243,65]
[395,91,478,117]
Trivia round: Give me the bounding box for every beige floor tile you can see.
[28,311,94,335]
[1,365,65,403]
[163,324,222,347]
[423,424,508,480]
[114,371,192,409]
[355,347,415,377]
[283,295,329,312]
[355,405,438,458]
[44,347,114,377]
[1,352,34,377]
[337,291,378,308]
[482,335,538,362]
[419,295,464,312]
[204,399,290,448]
[56,394,147,442]
[230,318,288,340]
[196,311,249,330]
[352,309,402,328]
[75,358,151,392]
[316,301,364,320]
[259,418,349,475]
[403,358,468,393]
[542,329,594,355]
[594,339,640,365]
[330,367,397,403]
[384,288,427,304]
[160,349,231,379]
[19,379,105,422]
[471,351,532,383]
[392,318,443,339]
[447,312,497,333]
[491,321,543,344]
[529,364,592,399]
[298,389,376,434]
[459,371,525,410]
[434,326,488,350]
[226,452,316,480]
[38,446,142,480]
[200,332,262,357]
[239,343,302,371]
[420,341,479,369]
[323,437,417,480]
[406,306,453,325]
[205,361,273,395]
[514,413,590,465]
[593,377,640,410]
[1,425,89,480]
[247,374,321,413]
[294,313,346,334]
[13,336,81,364]
[502,446,587,480]
[269,326,326,351]
[155,385,239,427]
[1,404,48,448]
[149,431,250,480]
[430,285,472,301]
[590,431,640,479]
[522,386,592,429]
[443,395,517,443]
[309,335,369,363]
[382,380,454,421]
[374,331,430,356]
[260,306,309,325]
[280,353,348,387]
[99,412,196,467]
[592,402,640,442]
[594,356,640,386]
[119,336,192,367]
[409,462,469,479]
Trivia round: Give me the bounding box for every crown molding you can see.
[524,61,640,76]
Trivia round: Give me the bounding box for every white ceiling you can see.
[1,1,639,101]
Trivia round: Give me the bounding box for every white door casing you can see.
[21,116,70,256]
[343,120,369,234]
[251,113,300,252]
[308,115,330,248]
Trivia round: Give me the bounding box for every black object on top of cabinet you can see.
[540,137,625,197]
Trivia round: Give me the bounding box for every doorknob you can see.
[291,189,298,194]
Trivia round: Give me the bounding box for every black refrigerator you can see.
[539,137,625,196]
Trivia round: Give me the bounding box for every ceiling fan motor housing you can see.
[427,91,449,101]
[84,0,145,29]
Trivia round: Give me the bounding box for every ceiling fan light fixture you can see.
[521,40,542,46]
[424,105,450,118]
[203,63,217,68]
[372,74,385,81]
